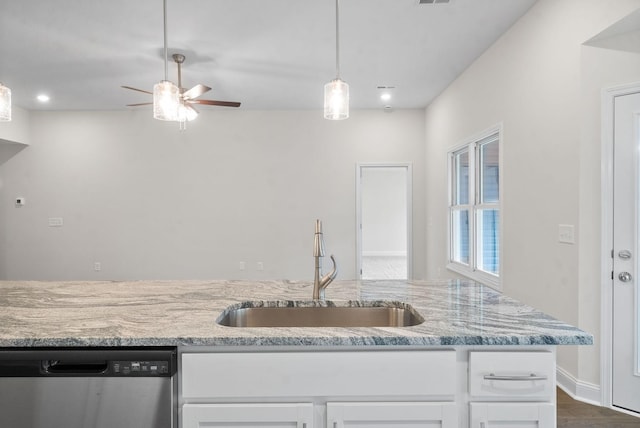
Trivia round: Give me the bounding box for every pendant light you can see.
[324,0,349,120]
[153,0,180,121]
[0,83,11,122]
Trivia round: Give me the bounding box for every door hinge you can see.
[612,271,614,280]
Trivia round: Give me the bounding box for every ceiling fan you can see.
[122,53,241,117]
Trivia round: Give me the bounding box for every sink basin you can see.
[217,301,424,328]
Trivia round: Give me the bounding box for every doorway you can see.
[602,84,640,415]
[356,163,412,280]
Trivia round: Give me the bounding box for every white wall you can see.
[0,105,31,146]
[0,109,426,281]
[424,0,640,390]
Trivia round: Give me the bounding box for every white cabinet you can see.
[468,352,556,428]
[470,403,555,427]
[183,403,313,428]
[181,350,457,428]
[327,402,458,428]
[180,348,557,428]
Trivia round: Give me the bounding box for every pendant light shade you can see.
[153,0,180,122]
[324,0,349,120]
[324,78,349,120]
[0,83,11,122]
[153,80,180,121]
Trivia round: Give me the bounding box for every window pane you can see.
[453,150,469,205]
[452,209,470,265]
[477,209,499,274]
[479,139,499,204]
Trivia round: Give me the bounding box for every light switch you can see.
[558,224,575,244]
[15,197,25,207]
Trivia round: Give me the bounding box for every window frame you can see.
[447,125,502,289]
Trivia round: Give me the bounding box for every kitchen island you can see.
[0,279,591,347]
[0,279,592,428]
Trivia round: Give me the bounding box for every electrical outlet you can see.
[15,197,25,207]
[257,262,264,271]
[48,217,63,227]
[94,262,101,272]
[239,261,246,271]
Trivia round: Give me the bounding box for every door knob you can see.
[619,272,633,282]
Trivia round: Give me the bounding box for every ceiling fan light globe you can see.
[178,103,198,122]
[153,80,180,121]
[324,78,349,120]
[0,83,11,122]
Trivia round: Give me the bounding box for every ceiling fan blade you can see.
[126,102,153,107]
[182,84,211,100]
[122,85,153,95]
[190,99,241,108]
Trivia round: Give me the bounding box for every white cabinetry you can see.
[468,352,556,428]
[470,402,555,427]
[327,402,458,428]
[183,403,313,428]
[180,348,557,428]
[181,350,458,428]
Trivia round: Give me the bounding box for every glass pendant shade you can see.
[153,80,180,121]
[324,78,349,120]
[177,102,198,122]
[0,83,11,122]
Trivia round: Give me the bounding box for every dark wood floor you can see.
[558,388,640,427]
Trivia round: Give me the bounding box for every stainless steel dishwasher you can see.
[0,347,177,428]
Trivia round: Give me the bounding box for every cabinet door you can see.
[470,403,555,428]
[183,403,313,428]
[327,402,458,428]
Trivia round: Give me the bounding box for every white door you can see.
[327,402,457,428]
[613,91,640,414]
[182,403,313,428]
[469,403,555,428]
[356,164,412,280]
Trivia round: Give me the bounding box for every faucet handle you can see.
[321,255,338,285]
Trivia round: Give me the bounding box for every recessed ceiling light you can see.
[380,93,392,102]
[36,94,50,103]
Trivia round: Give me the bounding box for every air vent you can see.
[419,0,450,4]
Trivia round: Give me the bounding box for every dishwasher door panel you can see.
[0,377,172,428]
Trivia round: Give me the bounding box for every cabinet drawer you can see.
[469,352,554,401]
[182,351,456,399]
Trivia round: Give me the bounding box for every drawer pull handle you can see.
[484,373,547,381]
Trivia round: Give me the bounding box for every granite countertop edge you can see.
[0,279,594,348]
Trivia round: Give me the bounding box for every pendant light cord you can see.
[335,0,341,79]
[163,0,169,81]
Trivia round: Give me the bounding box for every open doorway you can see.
[356,163,412,280]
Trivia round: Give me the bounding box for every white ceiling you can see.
[0,0,537,112]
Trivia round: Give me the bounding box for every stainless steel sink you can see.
[217,302,424,328]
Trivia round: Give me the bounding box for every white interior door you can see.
[356,163,412,280]
[613,91,640,414]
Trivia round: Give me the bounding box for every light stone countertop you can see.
[0,279,593,348]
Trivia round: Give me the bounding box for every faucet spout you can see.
[312,220,338,300]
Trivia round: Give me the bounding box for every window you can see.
[448,128,501,287]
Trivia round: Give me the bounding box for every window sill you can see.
[447,262,501,290]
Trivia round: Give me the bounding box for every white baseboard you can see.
[556,366,601,406]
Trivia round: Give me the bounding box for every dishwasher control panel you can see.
[111,360,171,376]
